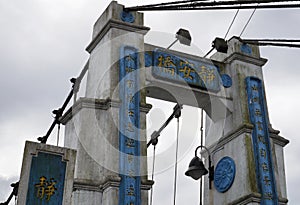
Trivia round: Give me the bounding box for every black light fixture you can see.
[204,37,228,58]
[185,155,208,180]
[167,28,192,49]
[213,37,228,53]
[185,145,214,189]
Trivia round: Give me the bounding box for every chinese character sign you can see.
[119,46,141,205]
[35,176,57,201]
[26,152,66,205]
[152,50,221,92]
[246,77,278,205]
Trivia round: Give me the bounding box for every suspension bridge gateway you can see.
[16,1,289,205]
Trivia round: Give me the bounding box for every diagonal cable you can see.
[224,9,240,39]
[239,8,257,37]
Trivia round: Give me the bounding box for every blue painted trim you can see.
[214,156,236,193]
[119,46,141,205]
[245,77,278,205]
[26,152,66,205]
[120,11,135,23]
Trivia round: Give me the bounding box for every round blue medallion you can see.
[221,74,232,88]
[120,11,135,23]
[214,156,236,193]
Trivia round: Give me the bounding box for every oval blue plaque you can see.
[214,156,236,193]
[221,74,232,88]
[120,11,135,23]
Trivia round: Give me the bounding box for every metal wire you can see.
[239,8,257,37]
[224,9,240,39]
[203,47,215,58]
[125,0,210,11]
[149,145,156,205]
[246,42,300,48]
[56,124,60,146]
[199,108,204,205]
[243,39,300,42]
[126,0,300,11]
[173,117,180,205]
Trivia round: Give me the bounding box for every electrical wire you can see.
[243,39,300,42]
[125,0,210,11]
[126,0,300,11]
[224,9,240,39]
[246,42,300,48]
[173,117,180,205]
[239,8,257,37]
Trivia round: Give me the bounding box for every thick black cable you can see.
[126,0,299,11]
[126,0,292,10]
[239,8,257,37]
[125,0,210,11]
[127,3,300,12]
[246,42,300,48]
[203,47,214,58]
[37,61,89,144]
[0,182,19,205]
[147,104,182,147]
[224,9,240,39]
[243,39,300,42]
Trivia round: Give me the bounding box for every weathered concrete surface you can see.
[62,1,151,205]
[203,37,289,205]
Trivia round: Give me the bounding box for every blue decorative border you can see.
[245,77,278,204]
[214,156,236,193]
[119,46,141,205]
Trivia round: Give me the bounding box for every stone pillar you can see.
[204,37,289,205]
[61,1,151,205]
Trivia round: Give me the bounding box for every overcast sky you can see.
[0,0,300,204]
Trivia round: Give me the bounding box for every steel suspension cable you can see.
[173,117,180,205]
[224,9,240,39]
[56,123,61,146]
[149,145,156,205]
[240,8,257,37]
[199,108,204,205]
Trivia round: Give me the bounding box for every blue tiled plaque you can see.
[119,46,141,205]
[18,141,76,205]
[151,49,221,92]
[26,152,66,205]
[246,77,278,205]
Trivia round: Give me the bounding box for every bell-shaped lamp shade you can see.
[185,156,208,180]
